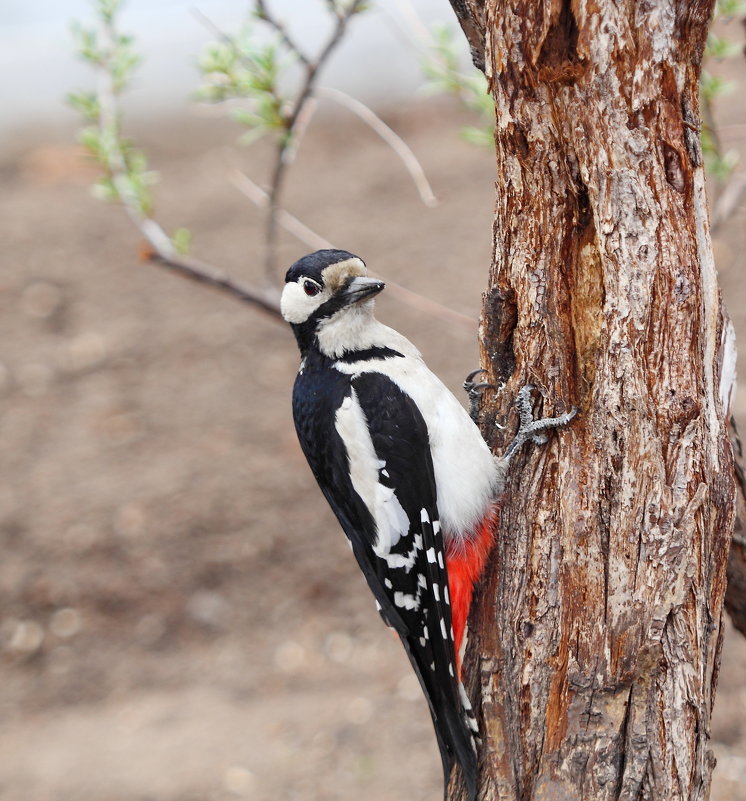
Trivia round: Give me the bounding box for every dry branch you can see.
[143,247,282,317]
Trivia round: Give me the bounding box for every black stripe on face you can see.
[289,279,357,354]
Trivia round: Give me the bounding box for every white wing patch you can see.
[335,387,412,561]
[394,591,420,610]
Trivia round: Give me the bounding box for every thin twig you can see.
[146,248,282,317]
[229,169,333,250]
[382,279,478,330]
[229,169,476,329]
[254,0,311,66]
[193,2,364,283]
[96,15,281,318]
[283,97,318,165]
[317,86,437,207]
[393,0,435,45]
[262,0,366,283]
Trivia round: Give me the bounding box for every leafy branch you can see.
[69,1,470,327]
[69,0,282,316]
[700,0,745,210]
[420,23,494,148]
[196,1,368,282]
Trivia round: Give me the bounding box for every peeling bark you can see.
[447,2,736,800]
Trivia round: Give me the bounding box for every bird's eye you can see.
[303,280,321,297]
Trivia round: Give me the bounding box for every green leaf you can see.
[230,107,264,128]
[460,125,494,148]
[97,0,123,25]
[71,22,101,63]
[705,148,740,183]
[78,126,106,162]
[420,22,495,149]
[700,71,737,102]
[67,90,100,121]
[705,32,742,60]
[715,0,746,18]
[172,227,192,255]
[91,176,119,201]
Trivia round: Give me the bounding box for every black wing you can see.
[293,363,477,798]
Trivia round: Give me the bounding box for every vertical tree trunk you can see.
[449,2,737,799]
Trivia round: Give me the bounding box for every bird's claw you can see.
[463,368,487,389]
[463,368,495,424]
[502,385,577,463]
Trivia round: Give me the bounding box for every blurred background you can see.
[1,2,745,800]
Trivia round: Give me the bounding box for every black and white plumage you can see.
[282,249,577,799]
[281,249,507,800]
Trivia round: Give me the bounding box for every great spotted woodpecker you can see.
[281,249,574,800]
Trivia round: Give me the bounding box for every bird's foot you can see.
[463,368,494,424]
[501,385,577,463]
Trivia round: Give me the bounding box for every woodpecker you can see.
[281,249,574,800]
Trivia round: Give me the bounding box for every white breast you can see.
[331,319,500,544]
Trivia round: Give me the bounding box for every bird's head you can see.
[281,249,385,354]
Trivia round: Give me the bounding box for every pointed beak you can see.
[341,276,385,305]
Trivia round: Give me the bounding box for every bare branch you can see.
[261,0,366,283]
[282,98,318,166]
[145,247,282,317]
[229,169,333,250]
[94,13,280,318]
[317,86,438,207]
[381,278,477,330]
[254,0,312,66]
[229,169,476,329]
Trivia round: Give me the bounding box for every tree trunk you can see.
[448,2,737,799]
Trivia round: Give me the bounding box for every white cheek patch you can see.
[281,281,326,324]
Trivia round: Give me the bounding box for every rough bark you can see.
[447,2,737,800]
[726,420,746,636]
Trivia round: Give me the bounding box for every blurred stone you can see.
[222,765,256,797]
[324,631,354,664]
[49,607,82,639]
[62,332,107,371]
[20,281,62,319]
[310,729,336,758]
[273,640,306,673]
[346,696,373,725]
[186,590,229,630]
[7,620,44,654]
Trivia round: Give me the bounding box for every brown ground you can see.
[1,98,745,801]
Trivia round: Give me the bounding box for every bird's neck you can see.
[315,303,381,360]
